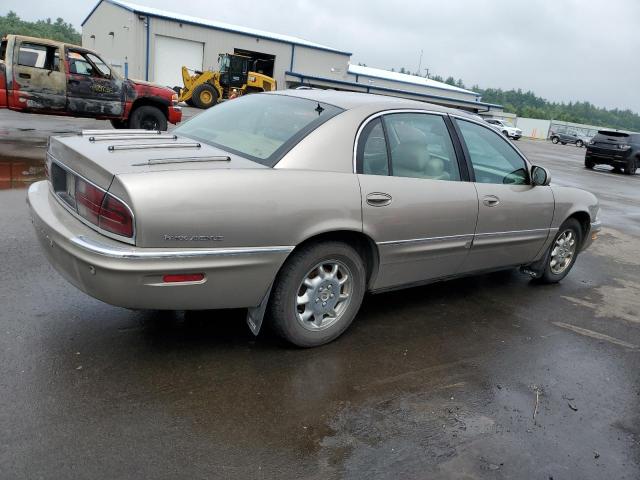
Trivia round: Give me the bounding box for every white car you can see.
[485,118,522,140]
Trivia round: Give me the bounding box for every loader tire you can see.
[192,84,218,109]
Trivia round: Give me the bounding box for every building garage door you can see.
[153,35,203,88]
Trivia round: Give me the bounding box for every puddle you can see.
[0,157,46,189]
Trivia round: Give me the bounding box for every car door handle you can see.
[482,195,500,207]
[18,73,31,79]
[366,192,392,207]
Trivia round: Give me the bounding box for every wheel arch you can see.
[566,210,591,244]
[128,97,169,119]
[287,229,380,290]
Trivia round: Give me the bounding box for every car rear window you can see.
[597,131,628,138]
[175,94,343,167]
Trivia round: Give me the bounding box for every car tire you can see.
[623,158,637,175]
[536,218,582,284]
[110,119,129,129]
[192,84,218,109]
[551,136,559,144]
[585,158,595,169]
[576,140,584,148]
[268,241,366,347]
[502,130,509,137]
[128,105,168,131]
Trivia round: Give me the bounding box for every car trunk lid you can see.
[48,130,266,190]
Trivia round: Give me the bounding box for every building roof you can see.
[347,64,479,97]
[82,0,352,56]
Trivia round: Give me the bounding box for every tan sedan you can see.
[28,90,601,347]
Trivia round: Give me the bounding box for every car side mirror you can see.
[531,165,551,186]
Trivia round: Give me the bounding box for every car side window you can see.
[17,42,59,70]
[384,113,461,181]
[456,119,528,185]
[86,53,111,77]
[68,50,106,77]
[358,118,389,176]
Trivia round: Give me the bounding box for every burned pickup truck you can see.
[0,35,181,130]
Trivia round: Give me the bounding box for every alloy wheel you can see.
[295,260,353,331]
[550,230,577,274]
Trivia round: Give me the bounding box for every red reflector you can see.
[162,273,205,283]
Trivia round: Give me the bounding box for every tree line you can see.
[0,11,80,45]
[392,66,640,131]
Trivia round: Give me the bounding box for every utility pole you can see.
[417,49,423,76]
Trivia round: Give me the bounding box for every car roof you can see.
[270,88,478,118]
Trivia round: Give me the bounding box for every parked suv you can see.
[484,118,522,140]
[550,130,590,147]
[585,130,639,175]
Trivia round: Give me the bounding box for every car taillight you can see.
[99,194,134,237]
[74,177,133,238]
[75,177,104,224]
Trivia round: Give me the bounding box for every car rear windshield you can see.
[597,130,629,138]
[175,94,343,167]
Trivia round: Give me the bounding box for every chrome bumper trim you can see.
[69,235,294,260]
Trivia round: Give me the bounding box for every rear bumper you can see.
[585,149,631,165]
[27,181,291,310]
[168,105,182,124]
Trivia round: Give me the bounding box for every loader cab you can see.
[218,53,249,88]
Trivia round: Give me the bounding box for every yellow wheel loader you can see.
[177,53,277,109]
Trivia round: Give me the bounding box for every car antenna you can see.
[315,103,324,115]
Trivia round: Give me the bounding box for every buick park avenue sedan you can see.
[28,90,601,347]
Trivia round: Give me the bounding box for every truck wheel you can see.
[110,119,128,129]
[192,84,218,109]
[268,241,366,347]
[551,136,559,144]
[128,106,167,131]
[185,98,195,107]
[536,218,582,284]
[624,158,637,175]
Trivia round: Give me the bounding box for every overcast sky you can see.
[3,0,639,113]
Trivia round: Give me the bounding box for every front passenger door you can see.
[66,49,124,117]
[453,118,554,272]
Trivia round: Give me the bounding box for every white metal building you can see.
[82,0,502,112]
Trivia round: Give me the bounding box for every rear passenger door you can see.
[358,111,479,290]
[452,117,554,272]
[10,39,66,111]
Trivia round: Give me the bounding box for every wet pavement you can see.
[0,107,199,189]
[0,117,639,478]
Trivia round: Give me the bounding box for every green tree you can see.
[0,11,81,44]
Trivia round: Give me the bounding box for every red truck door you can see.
[9,39,66,111]
[66,48,124,117]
